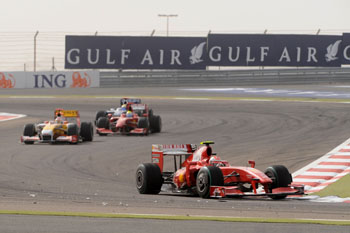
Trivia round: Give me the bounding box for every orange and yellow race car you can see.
[21,109,93,144]
[136,141,304,199]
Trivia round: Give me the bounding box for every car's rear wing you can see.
[151,144,196,172]
[54,109,80,125]
[120,98,141,106]
[55,109,80,118]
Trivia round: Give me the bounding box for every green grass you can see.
[0,210,350,225]
[314,174,350,198]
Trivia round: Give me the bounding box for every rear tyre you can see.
[23,123,36,144]
[196,166,224,198]
[265,165,292,200]
[80,122,93,142]
[95,111,107,125]
[136,163,163,194]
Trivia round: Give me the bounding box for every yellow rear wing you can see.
[55,109,80,118]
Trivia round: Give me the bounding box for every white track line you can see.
[0,113,26,122]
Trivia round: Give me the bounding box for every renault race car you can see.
[136,141,304,199]
[95,98,161,136]
[21,109,93,144]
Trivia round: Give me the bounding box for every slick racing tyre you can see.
[80,122,93,142]
[136,163,163,194]
[150,115,162,133]
[96,117,110,129]
[148,109,154,119]
[137,117,149,129]
[23,123,36,144]
[264,165,292,200]
[95,111,107,125]
[196,166,224,198]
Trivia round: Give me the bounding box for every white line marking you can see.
[174,98,210,100]
[9,96,55,99]
[0,113,26,122]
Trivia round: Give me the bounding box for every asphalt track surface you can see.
[1,85,350,232]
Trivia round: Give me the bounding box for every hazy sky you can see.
[1,0,349,34]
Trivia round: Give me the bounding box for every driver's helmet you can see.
[121,104,127,113]
[55,117,62,124]
[209,156,224,167]
[114,107,122,116]
[126,110,133,117]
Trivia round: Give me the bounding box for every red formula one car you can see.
[136,141,304,199]
[95,98,161,136]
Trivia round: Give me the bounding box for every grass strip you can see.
[314,174,350,198]
[0,210,349,226]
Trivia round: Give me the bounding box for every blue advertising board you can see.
[207,34,343,67]
[341,33,350,65]
[65,34,350,69]
[65,36,207,70]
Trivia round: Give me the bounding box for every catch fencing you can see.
[100,67,350,87]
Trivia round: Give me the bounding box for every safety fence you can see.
[100,67,350,87]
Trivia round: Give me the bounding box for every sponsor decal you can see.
[189,42,206,64]
[0,72,15,88]
[65,34,350,69]
[152,158,160,163]
[162,144,187,149]
[70,72,91,88]
[33,73,67,88]
[29,71,98,89]
[65,36,207,70]
[325,40,342,62]
[207,34,343,67]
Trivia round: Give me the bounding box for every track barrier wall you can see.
[100,67,350,87]
[0,71,99,89]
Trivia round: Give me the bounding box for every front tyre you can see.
[150,115,162,133]
[95,111,107,125]
[136,163,163,194]
[67,123,79,144]
[23,123,36,144]
[80,122,93,142]
[137,117,149,129]
[265,165,292,200]
[96,117,110,129]
[196,166,224,198]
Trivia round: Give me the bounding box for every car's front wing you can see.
[96,128,148,135]
[21,135,79,143]
[209,185,304,198]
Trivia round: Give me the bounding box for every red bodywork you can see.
[151,143,304,198]
[96,103,149,135]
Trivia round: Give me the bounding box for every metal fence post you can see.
[34,31,39,72]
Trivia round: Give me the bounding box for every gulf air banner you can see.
[341,33,350,64]
[0,71,99,89]
[207,34,343,67]
[65,36,207,70]
[65,34,350,69]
